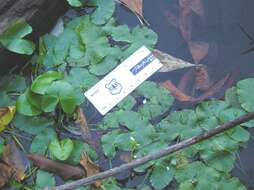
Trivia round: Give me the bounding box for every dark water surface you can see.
[116,0,254,189]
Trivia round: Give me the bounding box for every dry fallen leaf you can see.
[2,141,26,181]
[161,80,194,102]
[194,65,211,91]
[29,154,85,181]
[188,41,209,64]
[177,68,195,93]
[75,108,91,142]
[119,0,143,16]
[193,74,230,103]
[153,49,196,72]
[164,10,179,28]
[118,0,148,25]
[0,163,12,188]
[80,153,101,187]
[0,106,16,132]
[179,0,205,19]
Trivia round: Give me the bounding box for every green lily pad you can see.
[237,78,254,112]
[49,138,74,161]
[0,21,35,55]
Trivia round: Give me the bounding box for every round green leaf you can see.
[237,78,254,112]
[16,92,41,116]
[150,164,174,189]
[31,71,63,95]
[49,138,74,161]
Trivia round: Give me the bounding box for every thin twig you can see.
[48,112,254,190]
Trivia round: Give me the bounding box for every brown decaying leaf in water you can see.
[179,0,205,19]
[75,108,91,141]
[161,80,194,102]
[0,163,12,188]
[119,0,143,16]
[194,66,211,91]
[193,74,230,103]
[188,41,209,64]
[80,153,101,187]
[164,10,179,28]
[2,141,26,181]
[164,0,208,64]
[162,74,230,104]
[153,49,195,72]
[177,68,196,93]
[118,0,148,25]
[28,155,85,181]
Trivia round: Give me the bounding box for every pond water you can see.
[115,0,254,189]
[58,0,254,189]
[2,0,254,189]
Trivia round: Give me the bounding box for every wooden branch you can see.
[49,112,254,190]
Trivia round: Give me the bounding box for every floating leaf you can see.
[237,78,254,112]
[79,17,112,64]
[13,114,54,135]
[150,164,174,189]
[68,140,97,165]
[110,25,132,43]
[66,0,84,7]
[31,71,63,95]
[225,87,242,108]
[202,151,235,173]
[153,49,195,73]
[91,0,115,25]
[117,96,136,111]
[0,21,35,55]
[42,80,79,114]
[49,138,74,161]
[101,131,119,158]
[30,128,57,155]
[36,170,56,189]
[16,90,42,116]
[0,106,16,132]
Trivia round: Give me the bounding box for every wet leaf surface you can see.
[29,154,85,181]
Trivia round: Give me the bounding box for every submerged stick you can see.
[49,112,254,190]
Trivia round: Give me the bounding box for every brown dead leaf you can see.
[153,49,195,72]
[119,0,143,16]
[28,154,85,181]
[188,41,209,64]
[80,153,101,187]
[161,80,194,102]
[75,108,91,142]
[177,68,195,92]
[179,7,193,42]
[164,10,179,28]
[195,66,211,91]
[179,0,205,19]
[193,74,230,103]
[2,141,26,181]
[0,163,12,188]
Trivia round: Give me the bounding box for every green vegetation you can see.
[0,0,253,189]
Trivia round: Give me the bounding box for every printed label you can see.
[84,46,162,115]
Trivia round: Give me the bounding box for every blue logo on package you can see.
[130,53,156,75]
